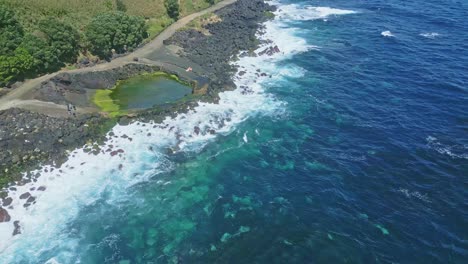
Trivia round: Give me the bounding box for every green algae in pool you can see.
[94,74,192,116]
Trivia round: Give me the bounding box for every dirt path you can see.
[0,0,237,113]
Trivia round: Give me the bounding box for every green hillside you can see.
[0,0,220,86]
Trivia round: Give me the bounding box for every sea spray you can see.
[271,2,357,22]
[0,2,323,262]
[0,2,361,261]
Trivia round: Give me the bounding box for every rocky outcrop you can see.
[2,197,12,207]
[165,0,275,95]
[34,64,164,106]
[258,45,281,56]
[0,207,10,222]
[13,220,21,235]
[0,0,275,189]
[0,108,107,186]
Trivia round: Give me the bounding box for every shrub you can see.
[38,18,80,63]
[116,0,127,12]
[0,48,35,86]
[19,34,61,73]
[85,12,148,59]
[165,0,179,19]
[0,5,24,56]
[0,10,79,84]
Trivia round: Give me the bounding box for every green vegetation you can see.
[165,0,180,20]
[179,0,222,18]
[85,12,148,59]
[147,16,174,40]
[184,12,222,35]
[0,48,34,85]
[264,11,275,19]
[38,18,80,63]
[0,0,218,30]
[93,89,125,117]
[0,5,80,85]
[115,0,126,12]
[0,5,23,55]
[0,0,220,86]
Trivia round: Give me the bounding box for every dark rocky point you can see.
[0,0,274,191]
[2,197,12,207]
[19,192,31,199]
[13,220,21,235]
[0,207,10,222]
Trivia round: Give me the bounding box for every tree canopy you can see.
[19,34,60,73]
[38,18,80,64]
[0,5,24,56]
[0,48,34,85]
[165,0,179,20]
[85,12,148,59]
[0,0,220,86]
[0,5,80,85]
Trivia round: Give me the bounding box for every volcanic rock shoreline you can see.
[0,0,274,193]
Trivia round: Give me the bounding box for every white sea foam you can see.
[426,136,468,159]
[381,30,394,37]
[420,32,440,39]
[397,188,431,203]
[272,2,357,21]
[0,1,323,262]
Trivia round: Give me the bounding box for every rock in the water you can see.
[13,221,21,235]
[2,197,12,207]
[110,149,124,157]
[0,207,11,222]
[19,192,31,199]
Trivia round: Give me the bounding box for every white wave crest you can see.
[381,30,394,37]
[397,188,431,203]
[0,3,311,262]
[272,2,356,21]
[426,136,468,159]
[420,32,440,39]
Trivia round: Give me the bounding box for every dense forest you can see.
[0,0,219,86]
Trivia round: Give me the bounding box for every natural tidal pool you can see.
[93,73,192,115]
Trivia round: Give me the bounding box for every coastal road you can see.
[0,0,238,114]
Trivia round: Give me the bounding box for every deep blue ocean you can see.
[1,0,467,263]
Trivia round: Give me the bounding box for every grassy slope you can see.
[0,0,222,39]
[182,12,222,34]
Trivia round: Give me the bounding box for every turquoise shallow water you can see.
[1,0,467,263]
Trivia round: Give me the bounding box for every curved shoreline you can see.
[0,0,243,189]
[0,0,276,243]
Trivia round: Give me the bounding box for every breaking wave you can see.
[0,1,331,262]
[272,3,357,21]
